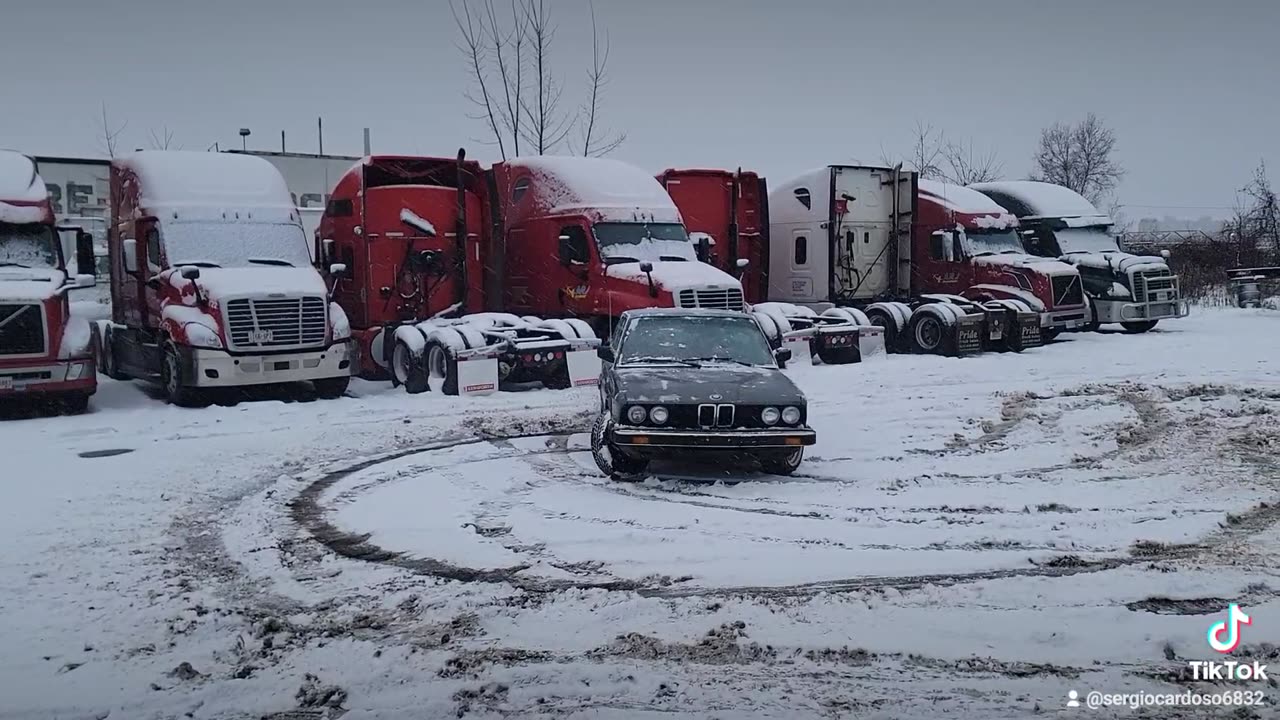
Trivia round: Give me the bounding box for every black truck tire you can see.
[1083,296,1102,333]
[590,412,648,481]
[62,393,91,415]
[99,324,126,380]
[759,448,804,475]
[427,340,460,396]
[1122,320,1158,333]
[909,311,948,354]
[313,376,350,399]
[392,339,430,394]
[161,342,206,407]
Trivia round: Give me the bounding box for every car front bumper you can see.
[180,340,357,388]
[0,359,96,398]
[611,426,817,451]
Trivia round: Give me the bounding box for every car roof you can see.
[621,308,748,320]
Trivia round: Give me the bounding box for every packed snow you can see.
[167,266,328,300]
[605,259,739,291]
[118,151,297,214]
[2,307,1278,719]
[0,150,48,203]
[398,208,437,236]
[920,179,1019,225]
[0,267,64,302]
[970,180,1105,220]
[512,156,683,223]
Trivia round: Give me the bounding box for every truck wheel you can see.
[544,365,572,390]
[426,341,460,396]
[759,448,803,475]
[62,393,91,415]
[392,339,429,394]
[909,312,946,354]
[313,376,350,399]
[1041,328,1061,341]
[1083,297,1102,333]
[161,342,206,407]
[864,307,903,353]
[99,324,125,380]
[1122,320,1158,333]
[590,412,648,481]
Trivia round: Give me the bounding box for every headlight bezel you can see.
[782,406,802,425]
[626,405,648,425]
[649,406,669,425]
[761,406,781,426]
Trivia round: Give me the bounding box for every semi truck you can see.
[0,150,98,412]
[970,181,1188,333]
[317,152,766,395]
[96,151,356,406]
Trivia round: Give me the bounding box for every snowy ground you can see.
[2,308,1278,719]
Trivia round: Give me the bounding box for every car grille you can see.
[224,297,327,351]
[677,288,744,312]
[1050,275,1084,308]
[1133,269,1177,303]
[0,304,46,356]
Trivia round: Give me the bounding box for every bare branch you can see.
[940,139,1003,185]
[578,1,625,156]
[1031,113,1124,204]
[97,103,127,158]
[451,0,507,159]
[147,126,180,150]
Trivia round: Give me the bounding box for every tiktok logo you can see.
[1207,604,1251,654]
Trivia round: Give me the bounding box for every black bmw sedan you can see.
[591,308,817,480]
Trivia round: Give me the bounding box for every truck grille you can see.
[1133,270,1177,303]
[1050,275,1084,308]
[0,304,46,356]
[224,297,327,351]
[677,288,744,312]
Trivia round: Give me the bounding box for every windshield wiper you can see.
[248,258,295,267]
[604,256,640,265]
[686,356,758,367]
[971,251,996,257]
[0,262,33,268]
[623,356,702,367]
[659,256,688,262]
[173,261,222,268]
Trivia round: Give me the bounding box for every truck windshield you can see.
[0,223,60,269]
[162,221,313,269]
[593,222,696,264]
[965,229,1026,256]
[619,315,775,367]
[1055,227,1120,254]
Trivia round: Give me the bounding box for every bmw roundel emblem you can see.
[709,393,723,401]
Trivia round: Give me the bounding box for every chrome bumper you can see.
[1093,298,1190,323]
[611,427,817,449]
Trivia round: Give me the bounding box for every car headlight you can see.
[626,405,648,424]
[649,406,669,425]
[761,406,781,425]
[782,406,801,425]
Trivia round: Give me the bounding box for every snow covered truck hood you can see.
[605,261,741,294]
[168,267,329,303]
[0,267,65,302]
[1062,251,1170,276]
[972,253,1077,276]
[614,365,804,406]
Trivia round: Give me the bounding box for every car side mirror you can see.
[329,262,348,277]
[774,347,792,366]
[180,266,201,280]
[596,346,615,362]
[122,238,139,273]
[75,231,96,276]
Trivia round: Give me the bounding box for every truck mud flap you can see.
[1014,315,1043,350]
[954,318,984,356]
[566,348,602,388]
[457,358,500,396]
[857,327,887,362]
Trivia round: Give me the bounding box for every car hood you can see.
[0,267,63,302]
[614,364,805,405]
[972,253,1076,276]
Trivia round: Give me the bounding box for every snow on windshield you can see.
[0,224,60,268]
[1055,227,1120,254]
[594,222,695,263]
[620,315,774,366]
[163,221,312,269]
[965,229,1025,256]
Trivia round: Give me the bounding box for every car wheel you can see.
[1083,296,1102,333]
[759,448,803,476]
[590,412,648,481]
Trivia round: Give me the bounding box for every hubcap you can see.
[916,317,942,349]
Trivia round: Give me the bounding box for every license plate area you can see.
[0,377,13,390]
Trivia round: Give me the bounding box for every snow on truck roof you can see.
[918,179,1013,216]
[118,151,296,213]
[0,151,48,203]
[968,181,1105,220]
[510,155,681,220]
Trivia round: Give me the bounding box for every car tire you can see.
[1122,320,1158,333]
[759,448,804,475]
[590,412,648,481]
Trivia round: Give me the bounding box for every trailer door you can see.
[831,167,895,301]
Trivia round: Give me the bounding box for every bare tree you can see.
[881,121,945,179]
[148,126,181,150]
[941,138,1003,185]
[578,1,625,156]
[1031,113,1124,204]
[97,103,127,158]
[451,0,623,158]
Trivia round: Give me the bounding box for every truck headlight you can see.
[649,406,669,425]
[64,361,90,381]
[761,406,781,425]
[185,322,224,350]
[782,406,801,425]
[627,405,648,424]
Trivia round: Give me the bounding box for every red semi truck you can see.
[0,151,98,412]
[662,165,1092,355]
[317,153,762,394]
[96,151,356,406]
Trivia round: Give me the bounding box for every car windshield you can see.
[1055,227,1121,254]
[619,315,775,367]
[162,221,312,268]
[593,222,696,264]
[0,223,60,269]
[965,229,1025,256]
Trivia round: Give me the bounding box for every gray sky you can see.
[4,0,1276,220]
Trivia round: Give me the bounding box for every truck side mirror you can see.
[929,230,947,261]
[639,261,654,273]
[180,266,201,280]
[696,236,711,263]
[558,233,587,266]
[322,238,335,263]
[329,262,348,277]
[122,238,139,273]
[1160,249,1171,259]
[596,346,615,362]
[736,258,750,269]
[73,231,96,276]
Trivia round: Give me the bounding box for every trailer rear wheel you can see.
[427,341,460,396]
[392,339,429,394]
[909,312,946,354]
[1122,320,1158,333]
